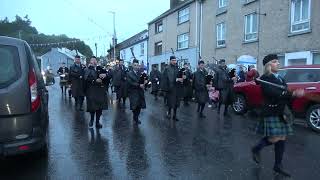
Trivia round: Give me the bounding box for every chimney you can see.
[170,0,186,9]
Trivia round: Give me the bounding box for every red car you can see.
[232,65,320,132]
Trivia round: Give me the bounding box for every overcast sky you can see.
[0,0,169,56]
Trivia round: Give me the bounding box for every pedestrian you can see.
[251,54,304,177]
[149,65,161,100]
[69,55,85,111]
[160,63,169,106]
[57,62,69,94]
[182,63,193,106]
[161,56,183,121]
[237,66,246,83]
[193,61,210,118]
[84,56,111,128]
[127,59,147,125]
[214,59,235,115]
[112,59,128,108]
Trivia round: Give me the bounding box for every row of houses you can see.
[108,0,320,72]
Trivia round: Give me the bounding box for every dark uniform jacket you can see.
[127,70,146,110]
[214,66,234,104]
[69,63,85,97]
[194,69,209,104]
[112,64,128,98]
[183,69,193,98]
[260,73,292,117]
[84,66,110,112]
[161,64,183,108]
[150,69,161,93]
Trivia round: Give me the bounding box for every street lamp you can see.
[109,11,116,61]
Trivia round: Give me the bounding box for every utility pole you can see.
[95,43,97,57]
[18,30,22,39]
[109,11,116,61]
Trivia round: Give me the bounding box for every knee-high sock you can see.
[274,140,285,167]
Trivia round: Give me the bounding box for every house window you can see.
[291,0,311,33]
[122,50,126,60]
[244,13,258,41]
[216,22,226,47]
[155,41,162,55]
[177,33,189,50]
[155,21,163,34]
[178,7,189,24]
[140,43,144,56]
[218,0,228,8]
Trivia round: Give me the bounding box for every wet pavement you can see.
[1,82,320,180]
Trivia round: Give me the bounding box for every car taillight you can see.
[29,68,40,112]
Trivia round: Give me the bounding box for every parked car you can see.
[0,36,51,156]
[232,65,320,132]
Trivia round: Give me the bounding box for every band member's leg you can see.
[173,108,179,121]
[199,103,206,118]
[166,108,171,119]
[252,136,273,164]
[89,112,95,128]
[95,109,103,128]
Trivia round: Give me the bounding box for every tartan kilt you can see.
[256,116,293,136]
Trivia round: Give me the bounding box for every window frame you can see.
[290,0,311,33]
[154,41,163,56]
[216,22,226,47]
[178,7,190,24]
[140,43,144,56]
[177,33,189,50]
[155,21,163,34]
[218,0,228,8]
[244,13,258,42]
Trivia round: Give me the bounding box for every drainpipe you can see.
[199,0,203,62]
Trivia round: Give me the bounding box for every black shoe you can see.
[96,123,103,129]
[273,166,291,177]
[135,120,141,125]
[89,121,94,128]
[251,148,260,164]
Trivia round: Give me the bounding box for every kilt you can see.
[256,116,293,136]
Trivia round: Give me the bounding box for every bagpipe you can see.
[130,48,151,90]
[205,74,214,85]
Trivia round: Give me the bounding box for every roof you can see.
[148,0,195,25]
[117,30,148,50]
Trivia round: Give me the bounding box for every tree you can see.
[0,15,93,57]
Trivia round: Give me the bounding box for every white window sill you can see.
[243,39,258,44]
[288,29,312,37]
[216,45,226,49]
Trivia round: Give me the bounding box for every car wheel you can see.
[306,104,320,133]
[232,94,247,115]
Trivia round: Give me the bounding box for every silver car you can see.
[0,36,50,156]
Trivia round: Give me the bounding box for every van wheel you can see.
[232,94,247,115]
[306,104,320,133]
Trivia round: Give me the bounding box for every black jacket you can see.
[69,63,85,97]
[260,73,292,117]
[127,70,146,110]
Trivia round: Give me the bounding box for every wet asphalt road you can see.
[0,82,320,180]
